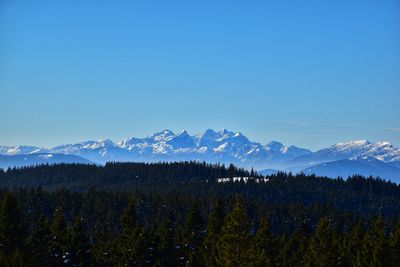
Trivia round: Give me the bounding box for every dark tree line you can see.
[0,162,399,266]
[0,192,399,266]
[1,162,400,219]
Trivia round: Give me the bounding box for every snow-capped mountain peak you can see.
[1,131,399,182]
[194,129,219,147]
[231,132,250,144]
[374,141,392,147]
[265,141,284,152]
[215,129,235,142]
[0,145,42,155]
[334,140,371,149]
[148,129,175,142]
[165,130,196,149]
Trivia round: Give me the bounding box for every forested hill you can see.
[0,162,400,266]
[1,162,400,219]
[0,162,254,190]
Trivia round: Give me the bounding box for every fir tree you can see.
[94,226,116,266]
[157,221,178,267]
[184,200,205,267]
[251,217,275,267]
[117,201,150,266]
[8,249,25,267]
[49,206,68,267]
[340,220,365,267]
[217,196,251,267]
[121,201,139,235]
[360,217,390,267]
[278,221,310,267]
[389,221,400,267]
[204,197,224,267]
[305,218,340,267]
[64,217,94,267]
[0,192,24,256]
[26,214,52,266]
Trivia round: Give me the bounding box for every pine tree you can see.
[26,214,52,266]
[121,201,139,235]
[184,200,205,267]
[64,217,94,267]
[360,217,390,267]
[204,198,224,267]
[340,220,365,267]
[8,249,25,267]
[0,192,24,257]
[217,196,251,267]
[49,206,68,267]
[305,218,339,267]
[278,221,310,267]
[117,200,150,266]
[94,226,116,266]
[390,221,400,267]
[157,221,178,267]
[251,217,275,267]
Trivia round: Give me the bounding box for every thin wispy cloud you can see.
[386,128,400,132]
[273,120,399,132]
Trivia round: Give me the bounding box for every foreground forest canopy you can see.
[0,162,400,266]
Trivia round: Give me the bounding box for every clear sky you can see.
[1,0,399,150]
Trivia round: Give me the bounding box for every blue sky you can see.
[1,0,399,150]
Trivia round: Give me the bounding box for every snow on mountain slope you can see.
[0,129,311,169]
[315,140,400,161]
[50,139,132,164]
[0,145,43,155]
[302,157,400,183]
[1,132,399,182]
[165,130,197,150]
[286,140,400,171]
[194,129,220,148]
[0,153,93,169]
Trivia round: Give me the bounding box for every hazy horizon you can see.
[1,127,399,152]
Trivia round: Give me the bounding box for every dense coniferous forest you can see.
[0,162,399,266]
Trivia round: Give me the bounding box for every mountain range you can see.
[1,129,400,182]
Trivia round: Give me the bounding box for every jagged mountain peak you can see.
[265,141,284,151]
[177,130,190,136]
[335,140,371,147]
[203,128,217,135]
[165,130,196,149]
[219,128,229,134]
[218,128,234,136]
[1,130,398,182]
[231,132,251,144]
[194,129,220,148]
[148,129,174,137]
[147,129,175,142]
[320,140,398,156]
[373,141,393,148]
[0,145,41,155]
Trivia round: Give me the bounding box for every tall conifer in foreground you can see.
[251,217,275,267]
[389,221,400,266]
[360,217,390,267]
[340,220,365,266]
[204,197,224,267]
[278,221,310,267]
[184,200,206,266]
[217,196,251,267]
[118,200,150,266]
[26,214,52,267]
[64,217,94,267]
[50,207,67,267]
[0,192,25,264]
[305,218,339,266]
